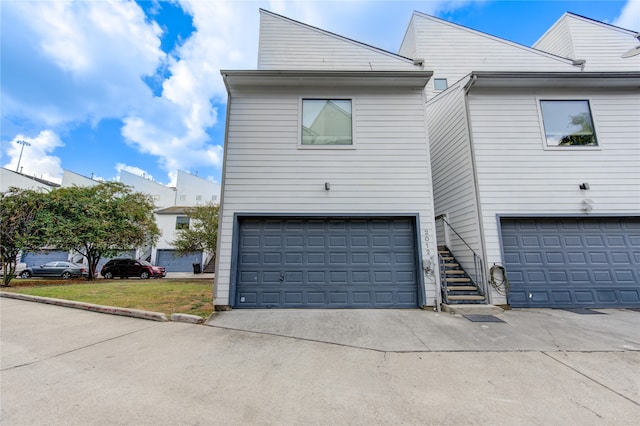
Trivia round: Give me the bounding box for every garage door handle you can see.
[279,272,284,281]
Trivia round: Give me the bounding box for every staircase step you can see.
[440,257,454,261]
[445,270,465,275]
[446,277,471,283]
[438,251,451,255]
[444,263,460,268]
[447,295,486,301]
[441,304,504,315]
[446,286,478,291]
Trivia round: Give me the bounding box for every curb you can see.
[0,292,168,322]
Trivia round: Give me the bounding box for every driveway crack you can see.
[1,324,161,372]
[542,352,640,407]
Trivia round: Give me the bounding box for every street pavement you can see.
[1,297,639,425]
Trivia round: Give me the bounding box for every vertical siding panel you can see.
[535,15,640,72]
[407,14,576,100]
[427,84,483,275]
[258,12,416,71]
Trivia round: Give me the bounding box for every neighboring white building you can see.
[60,169,100,188]
[215,10,439,309]
[1,167,59,192]
[5,168,219,273]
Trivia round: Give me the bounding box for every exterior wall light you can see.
[579,182,590,190]
[324,182,331,190]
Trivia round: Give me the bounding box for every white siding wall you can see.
[426,83,483,275]
[216,86,439,306]
[533,17,575,59]
[174,170,220,206]
[534,14,640,72]
[155,214,179,249]
[469,88,640,304]
[61,170,100,187]
[0,168,55,191]
[258,11,416,71]
[120,170,176,209]
[399,13,576,99]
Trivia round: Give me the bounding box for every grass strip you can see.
[1,280,214,319]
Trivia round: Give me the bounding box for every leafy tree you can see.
[0,188,49,286]
[44,182,160,280]
[172,201,219,268]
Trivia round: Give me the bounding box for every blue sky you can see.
[1,0,638,186]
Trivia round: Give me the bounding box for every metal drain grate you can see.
[562,308,607,315]
[463,315,505,323]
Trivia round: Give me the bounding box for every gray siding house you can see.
[215,9,640,310]
[215,10,439,309]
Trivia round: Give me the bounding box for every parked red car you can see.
[100,259,166,279]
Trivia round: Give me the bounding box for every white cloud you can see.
[3,131,64,183]
[2,0,484,185]
[613,0,640,30]
[2,1,164,127]
[115,163,155,182]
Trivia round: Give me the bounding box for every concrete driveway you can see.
[2,298,639,425]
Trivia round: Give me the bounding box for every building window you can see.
[196,195,202,201]
[434,78,448,91]
[179,195,187,202]
[539,100,597,147]
[302,99,352,145]
[176,216,190,230]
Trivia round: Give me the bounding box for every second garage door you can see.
[156,250,203,272]
[235,217,420,308]
[502,217,640,308]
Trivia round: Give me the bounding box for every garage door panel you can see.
[502,217,640,308]
[236,217,419,308]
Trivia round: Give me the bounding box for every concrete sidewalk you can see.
[2,298,639,425]
[207,307,640,352]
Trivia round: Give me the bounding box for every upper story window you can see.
[539,100,598,147]
[179,194,187,202]
[434,78,448,91]
[301,99,352,146]
[176,216,190,230]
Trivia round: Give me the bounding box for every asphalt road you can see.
[1,298,639,425]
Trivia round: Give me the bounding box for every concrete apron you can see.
[206,307,640,353]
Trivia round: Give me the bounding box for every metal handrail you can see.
[435,215,486,296]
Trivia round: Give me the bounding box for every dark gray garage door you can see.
[502,217,640,308]
[21,250,69,267]
[156,250,202,272]
[235,217,419,308]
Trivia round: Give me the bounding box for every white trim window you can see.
[301,99,353,146]
[539,100,598,147]
[175,216,190,230]
[434,78,448,91]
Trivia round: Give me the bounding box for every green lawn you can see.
[1,280,214,318]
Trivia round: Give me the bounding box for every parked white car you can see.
[0,262,27,277]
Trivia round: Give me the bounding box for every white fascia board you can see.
[221,70,433,93]
[466,71,640,90]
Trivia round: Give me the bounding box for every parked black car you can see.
[20,261,88,279]
[100,259,166,279]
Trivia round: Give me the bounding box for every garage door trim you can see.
[229,213,426,308]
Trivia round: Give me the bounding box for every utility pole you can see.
[15,140,31,173]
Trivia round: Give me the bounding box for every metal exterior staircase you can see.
[439,246,486,304]
[202,256,216,273]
